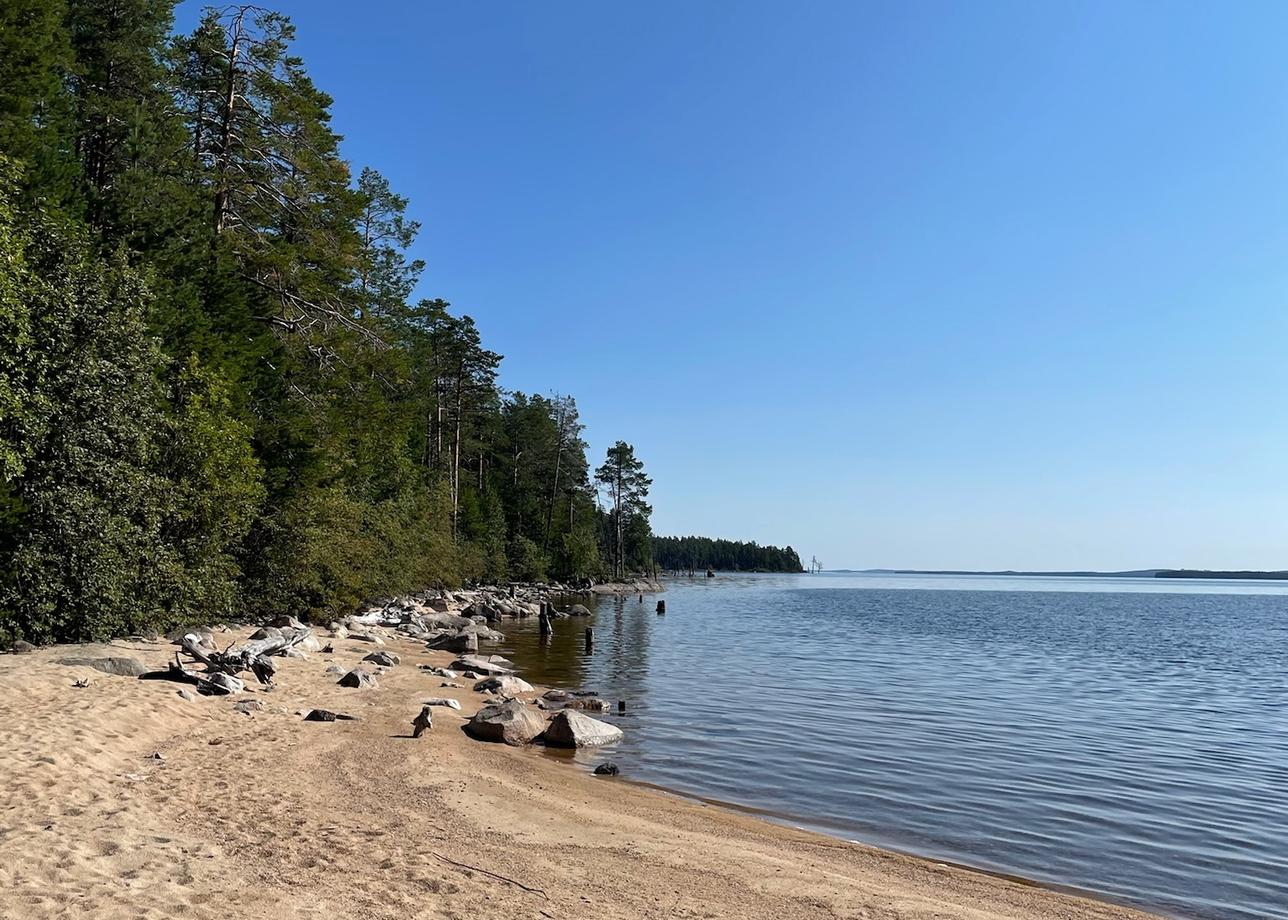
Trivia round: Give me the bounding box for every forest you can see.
[652,536,803,573]
[0,2,657,644]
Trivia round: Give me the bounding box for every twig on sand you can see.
[431,853,548,898]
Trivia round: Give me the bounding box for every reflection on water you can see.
[497,573,1288,920]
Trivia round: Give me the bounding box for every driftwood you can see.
[179,628,310,686]
[138,655,245,696]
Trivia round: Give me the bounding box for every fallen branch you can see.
[431,853,548,898]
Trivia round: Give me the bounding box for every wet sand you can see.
[0,629,1164,920]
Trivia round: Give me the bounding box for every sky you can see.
[177,1,1288,571]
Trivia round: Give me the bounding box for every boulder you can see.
[464,699,545,745]
[450,655,513,676]
[176,689,196,702]
[542,709,623,748]
[424,631,477,654]
[300,633,323,653]
[249,626,283,641]
[473,675,534,695]
[567,604,592,617]
[362,651,400,667]
[9,639,34,654]
[593,762,620,776]
[564,697,609,712]
[338,668,377,689]
[233,699,264,715]
[202,673,244,696]
[421,697,462,711]
[304,709,358,722]
[269,616,306,630]
[57,656,149,677]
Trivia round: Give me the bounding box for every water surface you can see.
[498,573,1288,920]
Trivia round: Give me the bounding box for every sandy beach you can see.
[0,627,1164,920]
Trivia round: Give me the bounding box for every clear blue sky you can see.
[178,1,1288,571]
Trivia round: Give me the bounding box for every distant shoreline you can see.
[835,568,1288,581]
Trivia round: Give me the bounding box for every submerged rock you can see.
[593,762,620,776]
[542,709,623,748]
[464,698,545,745]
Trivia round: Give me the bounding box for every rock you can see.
[337,668,377,689]
[329,623,349,639]
[419,666,458,678]
[349,630,385,645]
[473,675,534,695]
[362,651,400,667]
[424,631,477,654]
[10,640,35,654]
[303,709,358,722]
[148,751,164,761]
[249,626,283,641]
[420,697,462,710]
[282,647,308,659]
[464,698,546,745]
[441,681,462,689]
[564,697,609,712]
[56,656,148,677]
[233,699,264,715]
[542,709,624,748]
[177,689,196,702]
[269,616,306,630]
[593,762,620,776]
[450,655,513,676]
[567,604,592,617]
[411,706,434,738]
[202,673,244,696]
[324,664,345,676]
[542,689,573,702]
[300,634,322,653]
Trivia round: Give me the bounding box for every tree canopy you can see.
[0,2,662,644]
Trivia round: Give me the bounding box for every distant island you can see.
[652,536,804,573]
[845,568,1288,581]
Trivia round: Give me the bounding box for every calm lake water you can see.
[497,572,1288,920]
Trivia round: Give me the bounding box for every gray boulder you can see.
[424,630,477,654]
[421,697,462,710]
[450,655,513,676]
[362,651,400,667]
[472,675,535,695]
[338,668,377,689]
[566,604,592,617]
[464,698,545,745]
[57,656,149,677]
[202,673,244,696]
[542,709,623,748]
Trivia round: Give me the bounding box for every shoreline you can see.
[0,615,1167,920]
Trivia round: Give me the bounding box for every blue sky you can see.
[178,1,1288,570]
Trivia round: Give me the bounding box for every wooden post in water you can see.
[656,600,666,615]
[584,627,594,652]
[618,700,626,713]
[538,602,552,638]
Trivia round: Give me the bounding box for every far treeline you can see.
[0,2,657,645]
[652,537,803,573]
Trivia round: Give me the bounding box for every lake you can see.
[496,572,1288,920]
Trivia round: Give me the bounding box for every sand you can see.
[0,629,1163,920]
